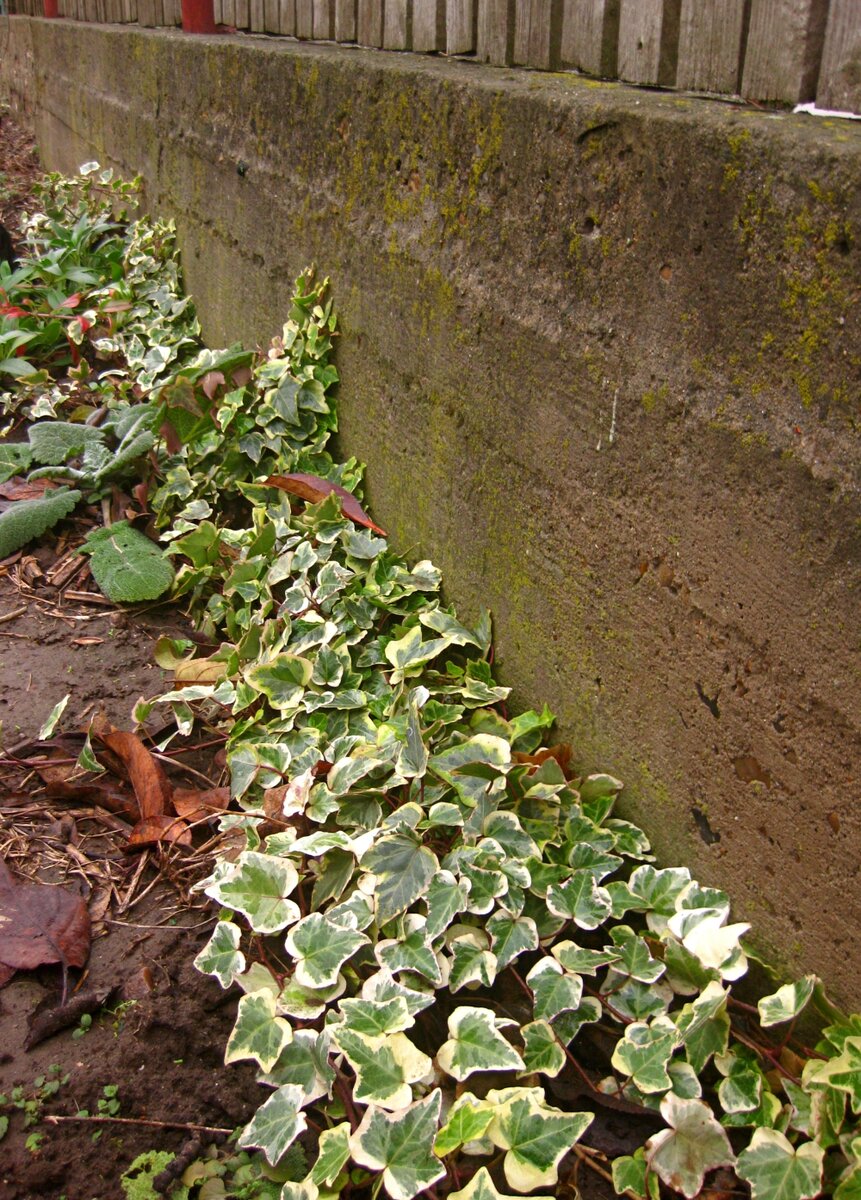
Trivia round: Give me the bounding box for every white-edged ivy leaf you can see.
[488,1093,593,1193]
[757,975,817,1027]
[377,930,443,985]
[803,1036,861,1113]
[385,624,452,683]
[203,851,300,934]
[487,911,539,971]
[396,690,429,779]
[611,1015,681,1093]
[628,865,692,933]
[609,925,665,983]
[835,1163,861,1200]
[551,940,621,975]
[38,693,70,740]
[193,919,246,988]
[245,653,313,710]
[361,969,436,1017]
[674,980,730,1074]
[430,734,511,777]
[0,487,81,559]
[645,1094,736,1199]
[663,938,721,995]
[434,1095,495,1157]
[551,997,603,1045]
[334,1027,432,1109]
[437,1006,524,1081]
[526,958,584,1023]
[237,1083,307,1166]
[612,1148,660,1200]
[277,975,346,1020]
[262,1029,335,1104]
[349,1089,445,1200]
[362,832,439,927]
[519,1021,566,1077]
[225,988,292,1072]
[80,521,175,603]
[425,870,470,939]
[736,1128,824,1200]
[285,913,370,989]
[448,940,498,992]
[309,1122,351,1187]
[715,1049,765,1114]
[546,871,612,930]
[338,996,414,1036]
[448,1166,552,1200]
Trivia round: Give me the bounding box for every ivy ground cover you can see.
[3,164,861,1200]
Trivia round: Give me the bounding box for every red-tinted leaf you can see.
[60,292,82,309]
[264,473,387,537]
[200,371,225,401]
[0,857,91,987]
[232,365,252,389]
[101,730,173,820]
[0,478,57,501]
[172,786,230,823]
[128,815,192,848]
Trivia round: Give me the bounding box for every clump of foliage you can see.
[11,167,861,1199]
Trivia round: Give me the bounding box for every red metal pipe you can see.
[181,0,216,33]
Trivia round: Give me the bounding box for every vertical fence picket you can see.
[513,0,561,66]
[313,0,334,36]
[561,0,619,75]
[263,0,279,29]
[445,0,474,53]
[476,0,513,62]
[383,0,410,46]
[294,0,312,34]
[676,0,747,93]
[335,0,356,39]
[278,0,295,35]
[413,0,443,50]
[357,0,383,44]
[617,0,681,85]
[250,0,265,29]
[816,0,861,112]
[741,0,829,104]
[234,0,249,27]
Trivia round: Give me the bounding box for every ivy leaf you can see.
[434,1095,495,1157]
[519,1021,566,1077]
[309,1122,351,1187]
[448,939,498,992]
[803,1036,861,1113]
[551,940,621,975]
[285,912,370,989]
[80,522,175,603]
[349,1090,445,1200]
[757,975,817,1027]
[526,958,584,1023]
[437,1006,524,1081]
[674,980,730,1074]
[612,1149,660,1200]
[0,487,81,558]
[628,865,692,934]
[424,870,470,939]
[716,1049,765,1114]
[736,1129,824,1200]
[0,442,32,483]
[377,930,444,986]
[361,969,436,1018]
[645,1094,736,1199]
[488,1093,593,1193]
[385,624,451,683]
[262,1029,335,1104]
[609,925,665,984]
[245,653,313,710]
[486,911,539,971]
[362,831,439,927]
[611,1015,682,1093]
[546,871,612,930]
[341,1027,433,1109]
[193,920,246,988]
[237,1083,307,1166]
[203,851,300,934]
[396,690,429,779]
[551,997,603,1045]
[448,1166,552,1200]
[338,996,414,1036]
[225,988,292,1072]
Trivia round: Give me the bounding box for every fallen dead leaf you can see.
[101,730,173,820]
[0,857,91,989]
[127,814,192,848]
[0,477,57,501]
[512,743,573,776]
[264,473,387,537]
[172,786,230,823]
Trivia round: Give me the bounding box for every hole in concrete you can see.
[659,263,673,282]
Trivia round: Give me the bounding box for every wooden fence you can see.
[9,0,861,114]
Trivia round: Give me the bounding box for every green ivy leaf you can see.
[333,1027,432,1109]
[285,912,370,989]
[262,1029,335,1105]
[736,1129,824,1200]
[674,980,730,1074]
[309,1122,351,1187]
[448,1166,552,1200]
[612,1148,660,1200]
[237,1083,307,1166]
[486,911,539,971]
[349,1090,445,1200]
[80,522,175,603]
[611,1015,681,1093]
[803,1036,861,1113]
[203,851,301,934]
[193,920,246,988]
[645,1094,736,1199]
[434,1095,495,1157]
[0,442,31,483]
[424,871,470,939]
[437,1006,524,1081]
[487,1092,593,1193]
[338,996,414,1036]
[519,1021,565,1077]
[758,975,817,1027]
[546,871,612,930]
[225,988,292,1071]
[362,831,439,927]
[526,958,583,1023]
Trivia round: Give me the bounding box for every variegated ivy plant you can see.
[17,168,859,1200]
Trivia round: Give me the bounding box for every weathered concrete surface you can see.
[4,19,861,1005]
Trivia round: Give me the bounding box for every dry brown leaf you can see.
[0,857,91,988]
[512,743,573,776]
[264,473,387,537]
[101,730,173,819]
[172,786,230,823]
[45,779,139,822]
[128,815,192,848]
[0,477,57,501]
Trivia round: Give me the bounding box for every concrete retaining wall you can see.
[4,18,860,1005]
